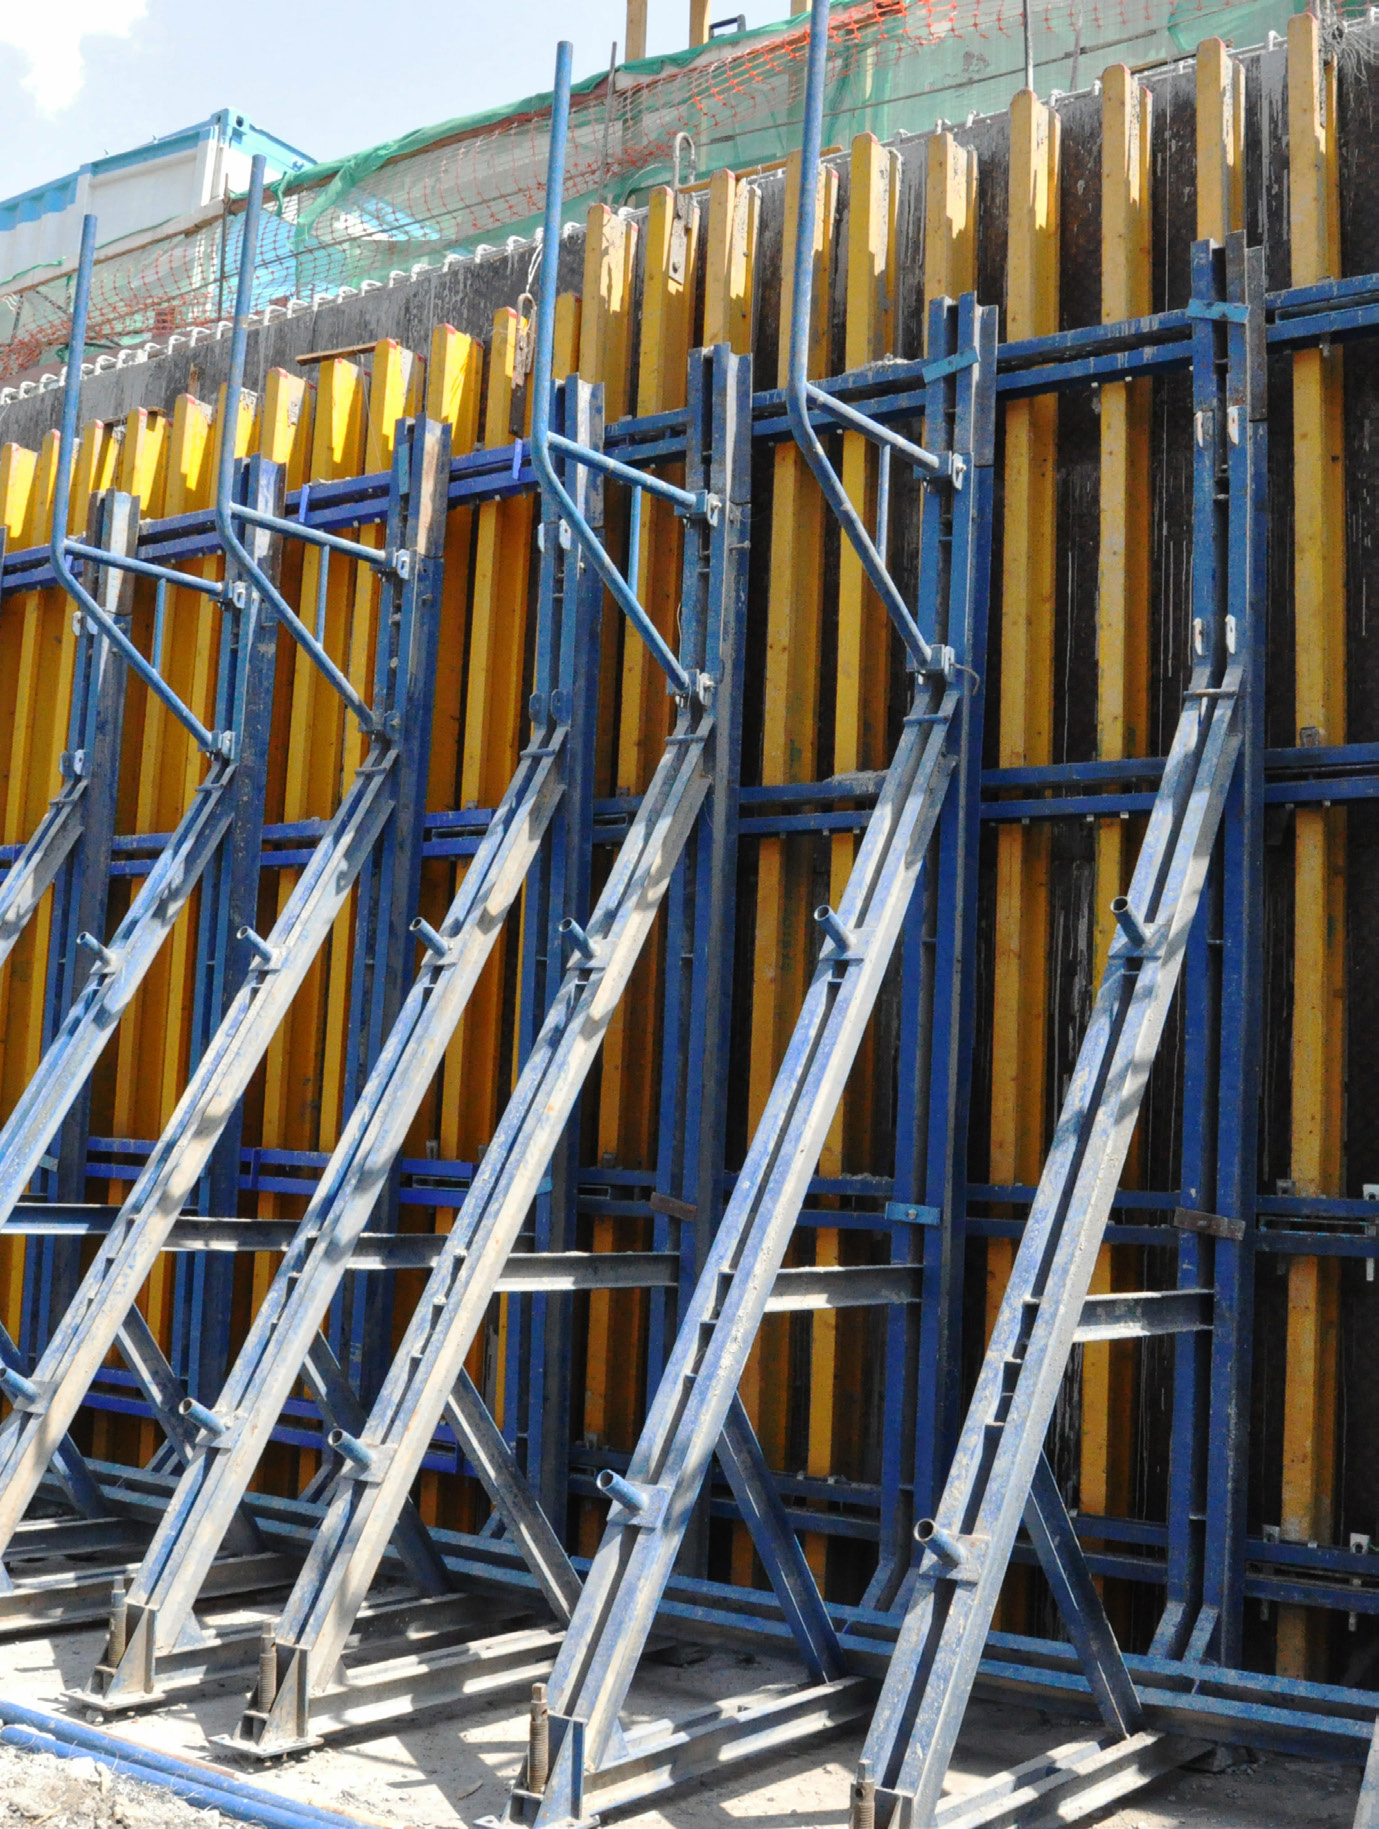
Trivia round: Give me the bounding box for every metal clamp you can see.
[410,916,453,963]
[559,917,601,966]
[178,1397,228,1439]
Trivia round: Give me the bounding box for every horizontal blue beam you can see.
[6,277,1375,601]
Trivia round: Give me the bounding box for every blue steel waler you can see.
[0,162,454,1590]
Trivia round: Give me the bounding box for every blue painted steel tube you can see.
[63,539,226,599]
[783,0,935,676]
[1193,237,1267,1671]
[0,1703,374,1829]
[876,294,996,1605]
[527,43,693,700]
[212,158,378,736]
[544,431,698,510]
[49,215,218,756]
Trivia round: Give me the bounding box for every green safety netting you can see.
[0,0,1310,390]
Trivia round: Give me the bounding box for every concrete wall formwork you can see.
[3,16,1379,1794]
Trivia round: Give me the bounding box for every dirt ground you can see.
[0,1625,1362,1829]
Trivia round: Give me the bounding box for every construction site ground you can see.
[0,1625,1358,1829]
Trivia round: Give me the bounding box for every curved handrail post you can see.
[528,42,704,705]
[783,0,957,682]
[211,157,381,736]
[48,216,222,756]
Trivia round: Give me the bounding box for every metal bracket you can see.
[596,1471,670,1528]
[1172,1205,1247,1243]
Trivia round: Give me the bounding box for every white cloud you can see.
[0,0,149,116]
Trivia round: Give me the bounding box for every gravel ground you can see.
[0,1626,1362,1829]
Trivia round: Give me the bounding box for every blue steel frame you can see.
[0,170,454,1588]
[9,67,1379,1819]
[7,268,1379,1620]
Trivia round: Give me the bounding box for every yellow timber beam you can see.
[988,89,1059,1629]
[989,87,1060,1322]
[254,358,364,1491]
[734,148,838,1586]
[1279,8,1346,1682]
[1080,64,1153,1612]
[804,131,901,1583]
[0,421,111,1341]
[410,324,485,1531]
[581,186,698,1521]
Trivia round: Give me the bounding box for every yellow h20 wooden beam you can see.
[804,132,901,1583]
[989,87,1060,1319]
[987,90,1059,1629]
[1280,9,1346,1682]
[734,148,837,1586]
[1080,63,1153,1601]
[581,186,697,1525]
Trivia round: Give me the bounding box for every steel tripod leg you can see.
[0,740,401,1564]
[80,727,568,1707]
[301,1336,452,1598]
[717,1396,843,1683]
[444,1373,581,1623]
[855,234,1265,1829]
[502,693,963,1829]
[231,708,718,1757]
[1023,1455,1141,1738]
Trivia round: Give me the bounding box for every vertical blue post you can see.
[1153,240,1231,1654]
[25,488,137,1363]
[176,453,285,1398]
[531,372,605,1524]
[647,345,752,1544]
[1193,235,1266,1668]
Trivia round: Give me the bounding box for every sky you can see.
[0,0,793,202]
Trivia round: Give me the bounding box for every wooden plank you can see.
[0,434,60,1125]
[923,131,977,326]
[600,186,698,1134]
[428,298,578,1532]
[1279,9,1346,1683]
[254,359,367,1435]
[583,186,697,1526]
[704,169,758,357]
[987,91,1060,1631]
[317,341,423,1154]
[988,88,1060,1336]
[1195,37,1245,249]
[733,149,838,1586]
[580,205,640,803]
[411,325,484,1531]
[626,0,648,62]
[440,307,537,1177]
[1081,64,1154,1601]
[806,131,900,1583]
[0,425,80,1344]
[113,389,249,1462]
